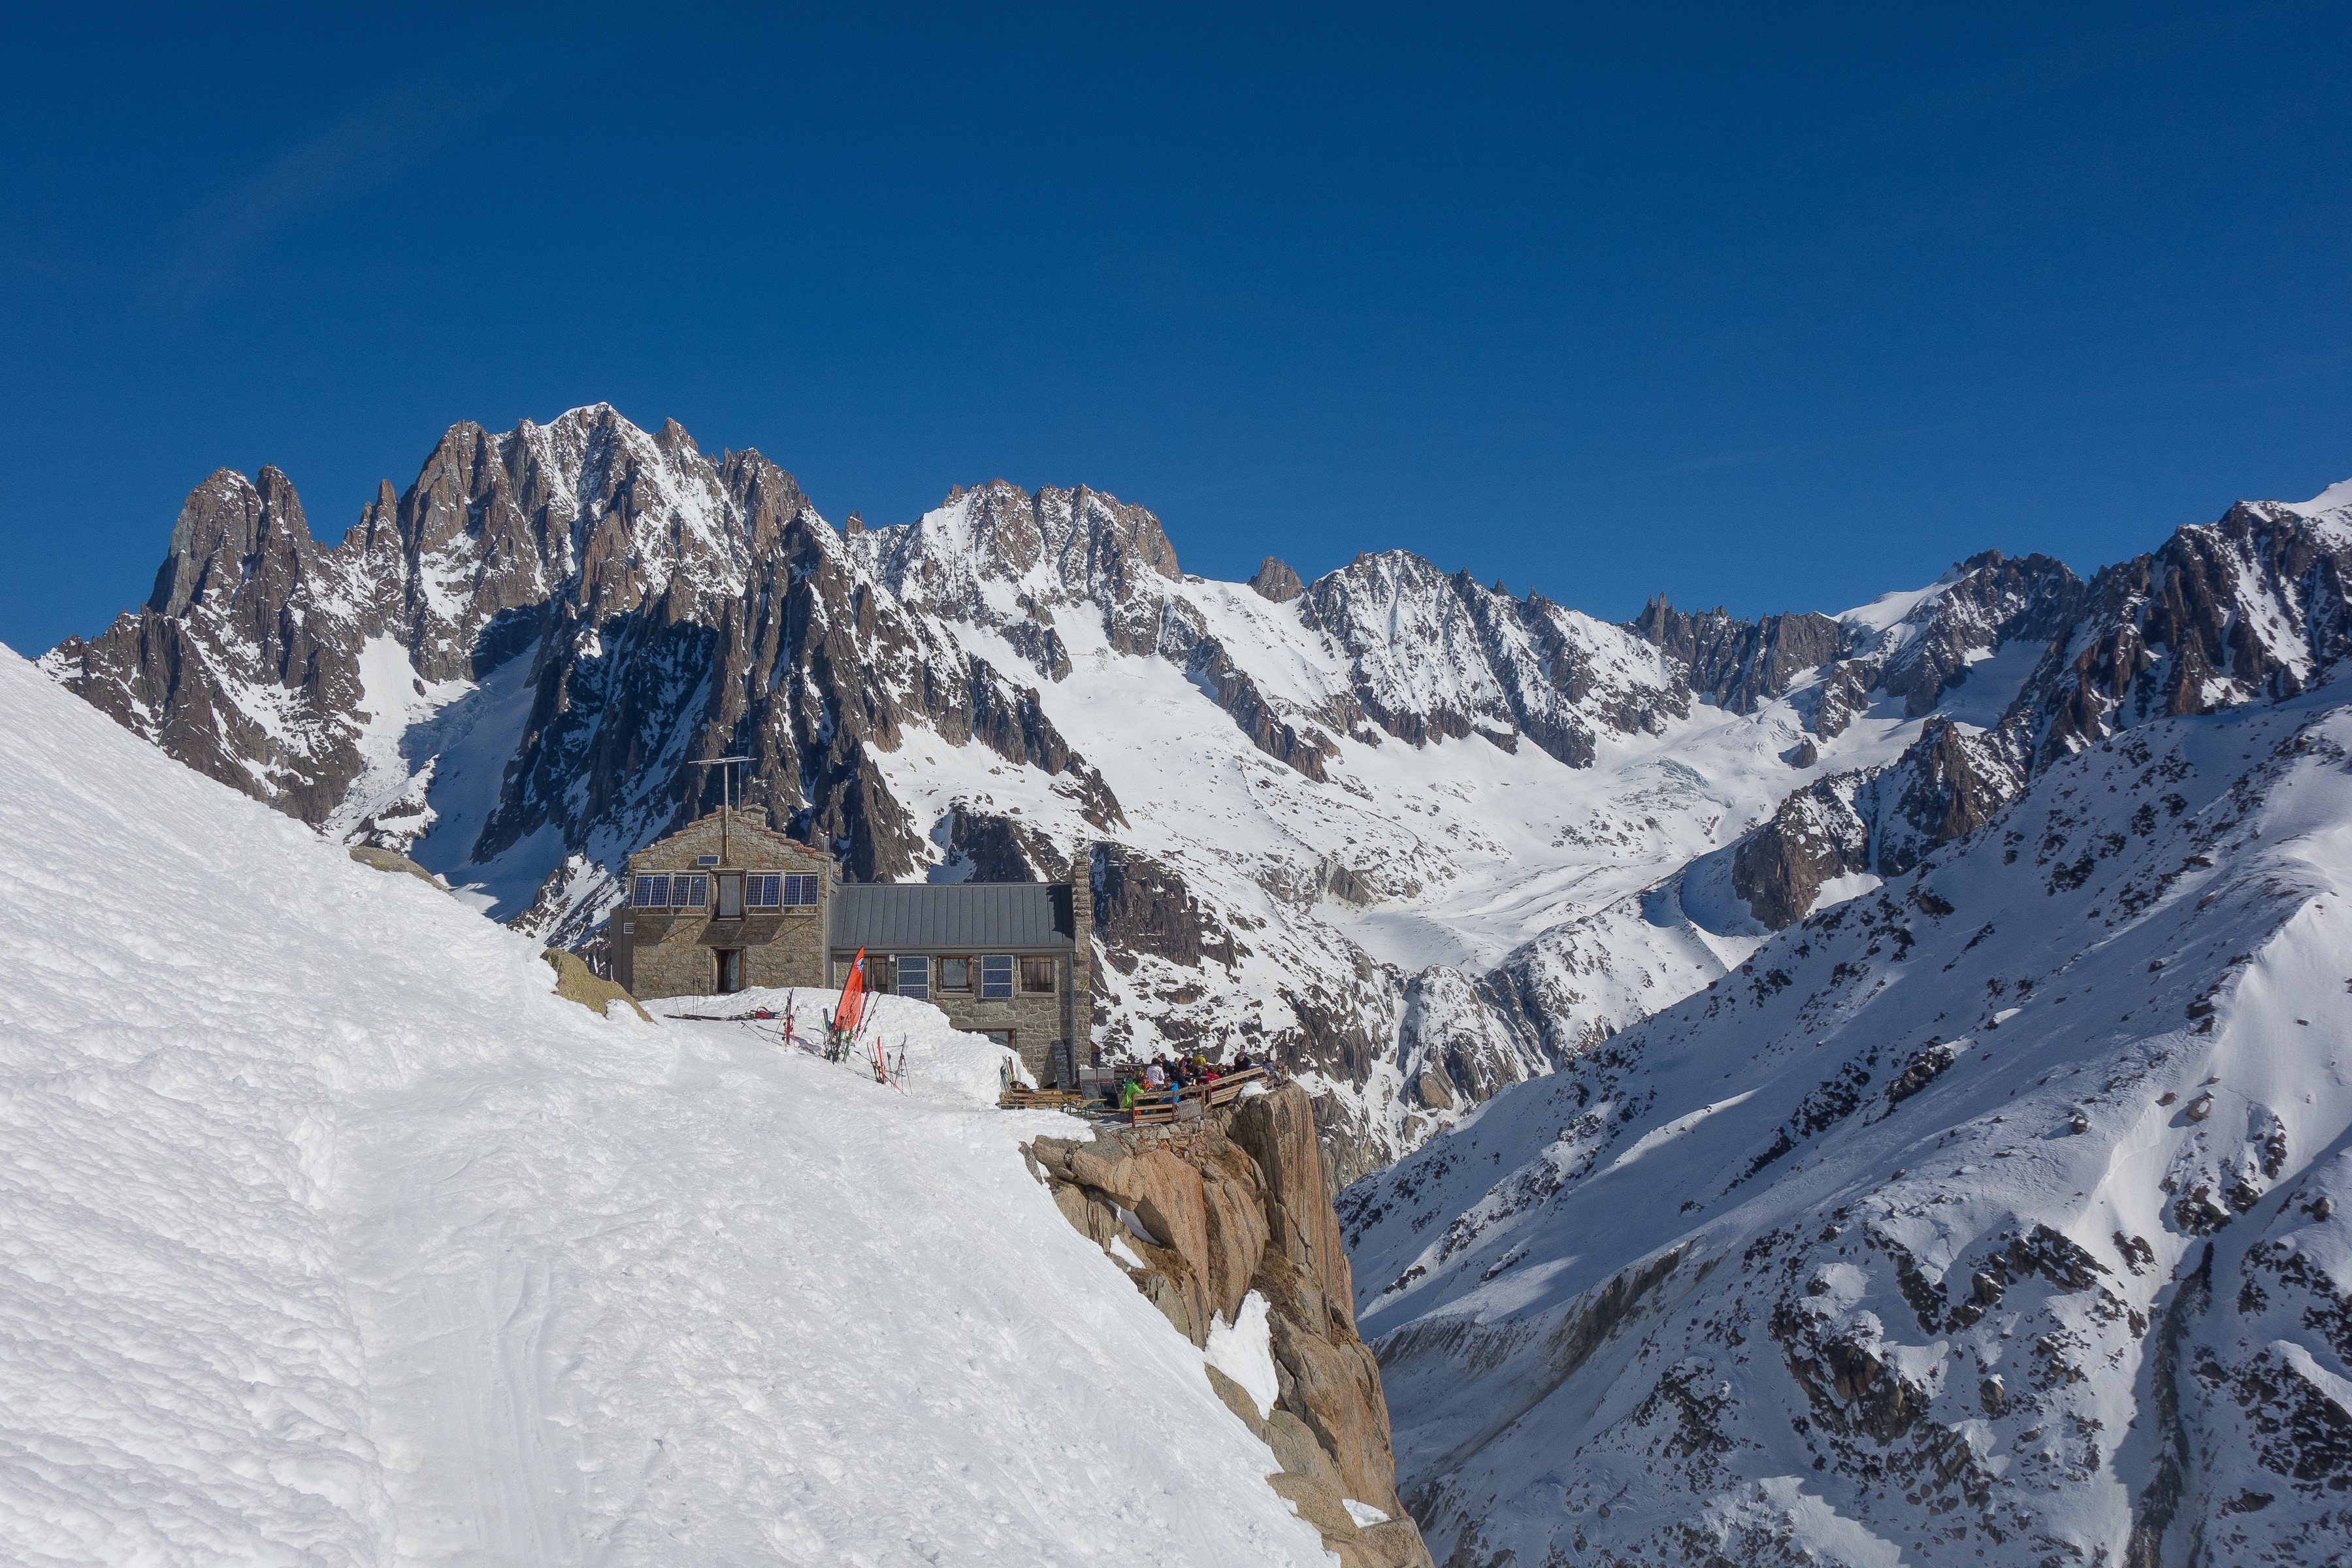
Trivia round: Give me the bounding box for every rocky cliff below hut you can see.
[1028,1085,1433,1568]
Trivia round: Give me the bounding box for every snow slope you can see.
[0,647,1335,1566]
[1342,688,2352,1565]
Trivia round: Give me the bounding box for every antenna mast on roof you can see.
[692,756,751,862]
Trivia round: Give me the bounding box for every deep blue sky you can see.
[7,3,2351,654]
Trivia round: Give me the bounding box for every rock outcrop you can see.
[1628,596,1842,713]
[1028,1085,1433,1568]
[1250,556,1306,602]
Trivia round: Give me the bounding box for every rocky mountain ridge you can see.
[41,406,2352,1188]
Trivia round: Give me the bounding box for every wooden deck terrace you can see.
[996,1066,1275,1121]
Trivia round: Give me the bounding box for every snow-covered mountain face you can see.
[39,407,2352,1190]
[1343,685,2352,1565]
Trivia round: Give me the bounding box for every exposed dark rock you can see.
[1188,634,1336,779]
[1250,556,1306,602]
[1090,843,1237,971]
[1629,597,1842,713]
[943,803,1073,883]
[1730,780,1870,930]
[1299,554,1682,770]
[2019,502,2352,763]
[1875,550,2084,717]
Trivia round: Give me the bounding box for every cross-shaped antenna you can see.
[691,756,751,860]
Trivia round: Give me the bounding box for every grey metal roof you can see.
[830,883,1074,953]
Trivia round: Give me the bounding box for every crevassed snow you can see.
[0,646,1331,1567]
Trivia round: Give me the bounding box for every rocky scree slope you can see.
[1343,664,2352,1563]
[42,408,2352,1186]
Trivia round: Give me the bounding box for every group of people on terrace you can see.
[1103,1048,1260,1113]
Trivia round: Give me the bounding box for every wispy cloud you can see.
[148,68,509,308]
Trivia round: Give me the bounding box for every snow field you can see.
[0,649,1335,1567]
[1345,691,2352,1563]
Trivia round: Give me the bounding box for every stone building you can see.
[828,882,1092,1089]
[609,806,839,998]
[606,806,1092,1087]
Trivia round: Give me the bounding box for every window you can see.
[896,955,929,1000]
[980,955,1015,1000]
[630,874,667,908]
[674,873,708,909]
[715,872,743,919]
[747,873,781,909]
[783,873,819,908]
[938,956,972,992]
[1020,955,1056,994]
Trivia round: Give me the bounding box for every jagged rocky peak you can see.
[2014,489,2352,764]
[1249,555,1305,602]
[1299,549,1686,766]
[366,403,819,680]
[1712,492,2352,936]
[44,459,370,825]
[1855,548,2084,715]
[1627,594,1842,714]
[855,478,1180,631]
[148,465,321,621]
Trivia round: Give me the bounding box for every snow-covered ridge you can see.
[0,645,1345,1566]
[41,408,2352,1186]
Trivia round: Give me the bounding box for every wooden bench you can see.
[1128,1090,1181,1125]
[998,1088,1089,1111]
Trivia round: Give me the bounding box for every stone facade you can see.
[828,877,1094,1086]
[609,806,837,999]
[610,806,1096,1087]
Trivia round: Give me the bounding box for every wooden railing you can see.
[998,1064,1274,1120]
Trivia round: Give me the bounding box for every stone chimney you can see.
[738,804,767,830]
[1070,852,1096,1062]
